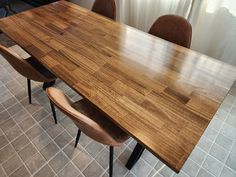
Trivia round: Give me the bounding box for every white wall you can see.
[70,0,95,9]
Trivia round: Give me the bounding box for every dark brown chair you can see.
[47,87,129,177]
[0,44,56,106]
[91,0,116,20]
[0,0,15,17]
[149,15,192,48]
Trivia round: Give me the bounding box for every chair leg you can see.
[50,101,57,124]
[109,146,114,177]
[75,129,81,148]
[4,9,9,17]
[27,79,32,104]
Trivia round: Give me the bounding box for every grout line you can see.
[194,95,236,177]
[0,82,80,176]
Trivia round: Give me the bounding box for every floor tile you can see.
[58,162,80,177]
[25,124,44,140]
[202,155,223,176]
[0,166,7,177]
[40,141,60,161]
[196,168,214,177]
[63,142,83,160]
[73,150,93,171]
[159,166,174,177]
[226,153,236,171]
[95,148,109,169]
[12,109,30,124]
[215,133,233,151]
[39,116,56,131]
[2,154,22,175]
[2,97,18,109]
[54,131,73,149]
[8,165,30,177]
[32,108,49,122]
[141,150,158,167]
[7,103,24,117]
[182,159,200,177]
[32,132,51,151]
[209,143,229,162]
[25,153,46,174]
[85,141,104,158]
[18,143,37,162]
[18,117,36,132]
[34,165,55,177]
[189,147,206,166]
[5,125,23,141]
[220,123,236,140]
[49,152,69,173]
[0,144,15,164]
[118,147,132,165]
[0,118,16,133]
[231,141,236,155]
[45,123,64,139]
[0,135,9,149]
[131,158,152,177]
[83,160,104,177]
[11,134,30,152]
[226,114,236,128]
[0,110,11,125]
[220,166,236,177]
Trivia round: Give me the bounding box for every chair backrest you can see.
[0,1,7,8]
[0,44,48,82]
[149,15,192,48]
[46,87,127,146]
[91,0,116,20]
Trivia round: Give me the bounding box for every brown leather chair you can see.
[149,15,192,48]
[46,87,129,177]
[0,44,56,105]
[91,0,116,20]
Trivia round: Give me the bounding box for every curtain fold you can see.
[189,0,236,65]
[72,0,236,65]
[117,0,193,31]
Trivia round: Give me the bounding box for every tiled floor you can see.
[1,53,236,177]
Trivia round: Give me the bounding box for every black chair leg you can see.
[4,9,9,17]
[50,101,57,124]
[109,146,114,177]
[75,129,81,148]
[27,79,32,104]
[43,80,56,90]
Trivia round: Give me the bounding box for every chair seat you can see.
[8,45,56,80]
[72,99,129,146]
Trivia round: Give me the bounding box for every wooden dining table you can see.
[0,1,236,173]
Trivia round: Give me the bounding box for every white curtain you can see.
[116,0,236,65]
[189,0,236,65]
[72,0,236,65]
[116,0,193,31]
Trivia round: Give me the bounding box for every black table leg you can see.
[126,143,145,170]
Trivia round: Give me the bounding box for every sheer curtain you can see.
[72,0,236,65]
[117,0,193,31]
[189,0,236,65]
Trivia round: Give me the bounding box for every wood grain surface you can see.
[0,1,236,172]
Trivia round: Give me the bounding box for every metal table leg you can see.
[126,143,145,170]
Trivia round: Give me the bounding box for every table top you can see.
[1,1,236,172]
